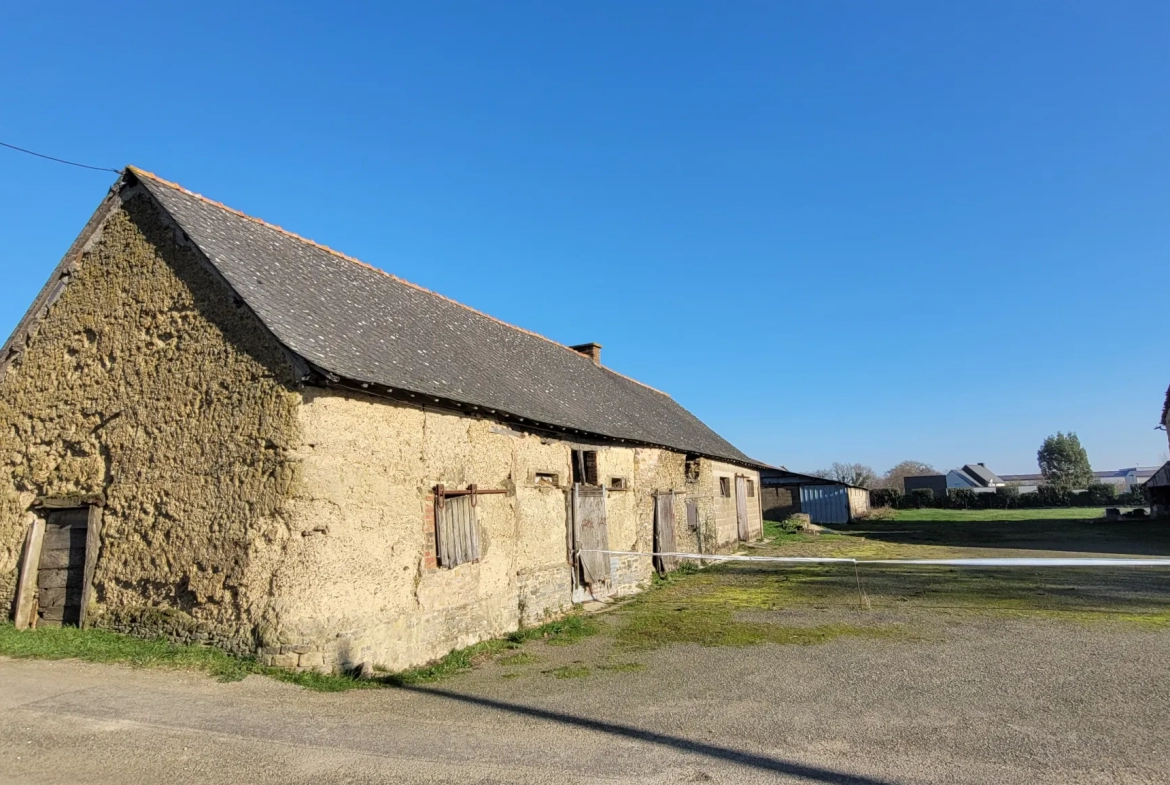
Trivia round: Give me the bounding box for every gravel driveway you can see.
[3,515,1168,784]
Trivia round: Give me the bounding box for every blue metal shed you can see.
[798,485,851,525]
[759,468,871,524]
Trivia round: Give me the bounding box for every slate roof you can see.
[127,168,758,466]
[758,467,868,490]
[960,464,1003,487]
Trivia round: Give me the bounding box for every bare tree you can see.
[810,462,878,488]
[878,460,938,490]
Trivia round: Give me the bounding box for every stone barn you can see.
[0,168,764,672]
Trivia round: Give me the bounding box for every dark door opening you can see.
[36,508,92,627]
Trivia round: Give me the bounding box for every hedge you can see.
[869,483,1144,510]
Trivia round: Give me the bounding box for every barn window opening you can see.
[571,450,599,486]
[535,472,559,488]
[685,455,701,481]
[719,477,731,497]
[747,479,755,497]
[609,476,628,490]
[434,494,480,568]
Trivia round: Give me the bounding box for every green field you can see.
[889,507,1107,522]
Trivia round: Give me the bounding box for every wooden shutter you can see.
[654,491,679,575]
[435,494,480,568]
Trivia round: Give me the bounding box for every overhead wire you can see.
[0,140,120,174]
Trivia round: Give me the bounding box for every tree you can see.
[811,462,878,488]
[1037,432,1094,490]
[878,460,937,491]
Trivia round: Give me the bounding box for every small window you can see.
[609,476,627,490]
[571,449,599,486]
[685,455,701,481]
[747,479,755,497]
[535,472,559,488]
[719,477,731,497]
[434,494,480,568]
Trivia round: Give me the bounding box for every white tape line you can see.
[581,549,1170,568]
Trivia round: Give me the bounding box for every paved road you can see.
[3,614,1168,784]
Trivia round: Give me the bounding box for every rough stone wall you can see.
[0,192,301,644]
[256,389,581,672]
[260,388,761,672]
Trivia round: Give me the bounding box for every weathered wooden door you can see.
[653,491,679,575]
[36,508,92,627]
[572,484,610,587]
[735,475,750,541]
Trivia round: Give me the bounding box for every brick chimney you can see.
[569,342,602,365]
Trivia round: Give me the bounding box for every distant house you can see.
[904,463,1003,497]
[759,469,870,525]
[948,463,1005,491]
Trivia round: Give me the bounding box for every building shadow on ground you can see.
[396,684,895,784]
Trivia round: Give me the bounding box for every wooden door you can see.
[572,484,610,587]
[36,508,91,627]
[654,492,679,575]
[735,476,750,541]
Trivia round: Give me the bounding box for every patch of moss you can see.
[544,664,590,679]
[597,661,647,673]
[497,651,539,666]
[612,601,903,649]
[387,613,599,685]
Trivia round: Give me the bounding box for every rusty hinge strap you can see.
[434,484,507,508]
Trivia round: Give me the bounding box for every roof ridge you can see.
[124,166,670,398]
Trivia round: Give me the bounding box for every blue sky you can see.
[2,2,1167,475]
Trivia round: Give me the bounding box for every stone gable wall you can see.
[0,192,302,645]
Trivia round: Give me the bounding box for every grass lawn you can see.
[891,507,1107,522]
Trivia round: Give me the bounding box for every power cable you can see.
[0,140,120,174]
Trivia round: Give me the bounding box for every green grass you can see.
[385,614,599,685]
[603,566,908,650]
[0,612,601,690]
[763,517,816,544]
[0,623,367,692]
[543,664,590,679]
[597,661,647,673]
[892,507,1106,522]
[496,651,539,666]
